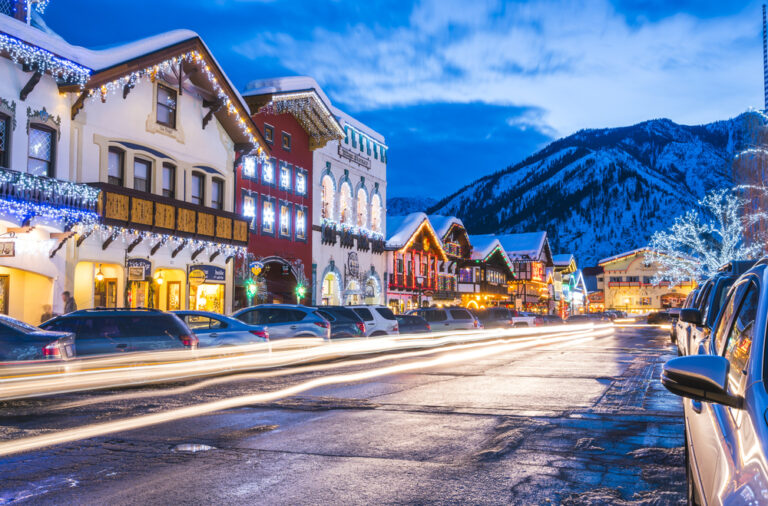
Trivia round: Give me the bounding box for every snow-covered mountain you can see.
[388,196,437,216]
[429,114,758,266]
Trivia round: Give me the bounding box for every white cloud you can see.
[234,0,763,136]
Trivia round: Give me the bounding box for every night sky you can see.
[44,0,764,198]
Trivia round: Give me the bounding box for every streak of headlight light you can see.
[53,326,613,410]
[0,325,609,400]
[0,329,605,457]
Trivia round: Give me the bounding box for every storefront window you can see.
[190,284,224,312]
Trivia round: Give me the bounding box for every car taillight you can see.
[250,330,269,340]
[534,317,543,326]
[180,334,198,349]
[393,323,399,332]
[314,321,330,329]
[473,319,480,328]
[426,323,431,331]
[42,341,61,359]
[356,322,366,334]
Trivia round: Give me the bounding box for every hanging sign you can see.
[0,242,14,257]
[126,258,151,281]
[188,265,226,285]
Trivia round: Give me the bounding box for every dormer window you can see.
[156,84,177,129]
[27,125,54,177]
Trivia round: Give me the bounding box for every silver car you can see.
[409,307,481,331]
[348,305,400,336]
[232,304,330,341]
[662,263,768,505]
[172,310,268,347]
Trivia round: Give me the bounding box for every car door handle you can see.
[290,325,298,329]
[209,333,219,338]
[116,343,128,350]
[692,400,703,414]
[369,323,376,326]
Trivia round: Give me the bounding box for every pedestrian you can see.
[40,304,54,324]
[61,291,77,314]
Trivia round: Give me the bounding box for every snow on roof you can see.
[427,215,464,240]
[467,234,503,260]
[386,213,428,249]
[0,14,198,71]
[496,232,548,259]
[597,248,650,266]
[552,253,574,266]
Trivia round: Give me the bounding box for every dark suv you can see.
[40,308,197,356]
[678,260,755,356]
[311,306,366,339]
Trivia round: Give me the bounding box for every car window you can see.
[185,315,225,330]
[240,308,267,325]
[0,316,39,333]
[449,309,472,320]
[713,282,749,355]
[704,279,734,326]
[723,283,758,391]
[375,307,396,320]
[422,310,447,322]
[40,318,79,334]
[696,281,713,313]
[315,310,336,322]
[353,308,374,321]
[78,317,124,340]
[290,310,308,322]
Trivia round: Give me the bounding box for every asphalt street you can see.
[0,326,684,505]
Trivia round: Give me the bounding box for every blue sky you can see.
[45,0,764,198]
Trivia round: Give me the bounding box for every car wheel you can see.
[685,430,700,506]
[514,323,528,328]
[370,331,387,337]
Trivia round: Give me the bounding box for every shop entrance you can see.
[321,272,340,305]
[0,266,53,324]
[75,262,124,311]
[263,260,297,304]
[188,265,226,312]
[152,269,186,311]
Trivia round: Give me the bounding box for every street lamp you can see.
[624,297,630,315]
[416,275,424,307]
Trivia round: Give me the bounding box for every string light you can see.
[90,51,262,149]
[0,169,100,207]
[0,31,91,86]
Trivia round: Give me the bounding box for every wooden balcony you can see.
[91,182,248,246]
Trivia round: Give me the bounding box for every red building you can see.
[234,87,342,308]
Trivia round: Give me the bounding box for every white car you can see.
[348,305,400,337]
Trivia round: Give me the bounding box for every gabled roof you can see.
[386,213,447,261]
[598,248,650,266]
[496,232,554,266]
[552,253,574,266]
[242,76,345,150]
[467,234,515,274]
[0,15,268,151]
[427,215,465,240]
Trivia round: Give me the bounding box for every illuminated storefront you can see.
[188,265,226,312]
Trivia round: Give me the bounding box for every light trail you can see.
[0,327,613,457]
[0,324,610,401]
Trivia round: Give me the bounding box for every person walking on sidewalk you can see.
[61,291,77,314]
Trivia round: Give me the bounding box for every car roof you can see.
[172,310,243,322]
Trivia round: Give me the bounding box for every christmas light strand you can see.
[0,169,100,206]
[0,196,99,226]
[0,31,91,86]
[91,50,261,149]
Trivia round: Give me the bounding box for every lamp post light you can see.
[416,275,425,308]
[624,297,630,315]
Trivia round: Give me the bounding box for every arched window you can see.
[370,193,382,233]
[28,124,55,177]
[321,174,335,220]
[356,187,368,228]
[339,182,352,225]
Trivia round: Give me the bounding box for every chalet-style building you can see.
[497,232,554,313]
[428,215,470,307]
[464,235,515,308]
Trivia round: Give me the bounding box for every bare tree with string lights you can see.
[646,187,767,286]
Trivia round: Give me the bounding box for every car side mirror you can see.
[679,308,702,325]
[661,355,742,409]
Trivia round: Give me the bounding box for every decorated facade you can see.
[235,80,343,307]
[386,213,447,312]
[0,10,261,321]
[428,215,470,307]
[463,235,515,309]
[498,232,554,313]
[598,248,696,313]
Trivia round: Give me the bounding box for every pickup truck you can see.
[511,311,543,327]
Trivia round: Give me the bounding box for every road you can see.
[0,326,684,505]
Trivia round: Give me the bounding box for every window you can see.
[211,178,224,209]
[449,309,472,320]
[458,268,473,283]
[626,276,639,283]
[133,158,151,192]
[279,202,291,238]
[279,163,291,191]
[191,172,204,206]
[262,198,275,235]
[344,126,349,144]
[422,310,447,322]
[366,138,371,155]
[339,182,352,225]
[381,148,387,163]
[107,148,124,186]
[373,144,378,160]
[370,194,382,232]
[162,163,176,198]
[242,155,257,180]
[723,283,758,391]
[295,206,306,241]
[262,157,275,185]
[295,169,307,195]
[360,135,365,152]
[357,188,368,227]
[27,125,54,177]
[281,132,291,151]
[353,308,374,322]
[0,114,9,168]
[642,276,652,284]
[321,175,334,219]
[264,124,274,143]
[156,84,177,128]
[609,276,622,283]
[714,282,749,354]
[351,130,357,148]
[242,192,257,230]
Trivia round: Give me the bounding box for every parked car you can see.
[172,310,269,347]
[512,312,544,327]
[395,314,431,334]
[0,314,75,362]
[646,310,676,324]
[661,261,768,505]
[566,314,608,323]
[408,307,482,331]
[541,314,565,325]
[348,305,400,336]
[311,306,366,339]
[673,289,699,345]
[232,304,330,341]
[677,260,755,356]
[473,307,516,329]
[40,308,196,356]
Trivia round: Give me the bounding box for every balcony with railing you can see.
[388,272,438,292]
